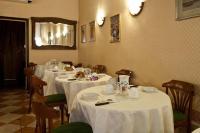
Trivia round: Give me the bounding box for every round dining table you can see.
[55,74,112,113]
[70,85,174,133]
[42,69,75,96]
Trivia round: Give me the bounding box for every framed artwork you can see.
[176,0,200,20]
[110,14,120,43]
[89,21,95,42]
[81,25,87,43]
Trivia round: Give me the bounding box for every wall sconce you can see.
[128,0,145,16]
[2,0,32,4]
[96,9,105,27]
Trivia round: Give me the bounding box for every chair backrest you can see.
[75,63,83,68]
[162,80,194,113]
[31,75,47,96]
[115,69,134,84]
[28,62,37,72]
[92,65,106,74]
[62,61,73,66]
[24,67,34,91]
[32,101,60,133]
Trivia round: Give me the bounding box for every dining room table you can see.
[70,85,174,133]
[42,69,75,96]
[55,73,112,113]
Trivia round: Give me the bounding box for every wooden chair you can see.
[115,69,134,84]
[62,61,73,66]
[162,80,194,133]
[31,75,67,124]
[74,63,83,68]
[24,67,34,113]
[32,101,93,133]
[28,62,37,72]
[92,65,106,74]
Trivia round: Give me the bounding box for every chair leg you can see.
[60,105,64,124]
[42,119,46,133]
[28,92,32,113]
[35,118,39,133]
[64,106,70,120]
[187,121,191,133]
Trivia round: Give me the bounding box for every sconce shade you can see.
[128,0,144,16]
[97,17,105,26]
[96,9,105,26]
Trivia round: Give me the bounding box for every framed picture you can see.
[110,14,120,43]
[81,25,87,43]
[176,0,200,20]
[89,21,95,42]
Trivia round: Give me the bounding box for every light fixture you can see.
[96,9,105,27]
[35,37,42,47]
[62,26,68,36]
[128,0,145,16]
[2,0,32,3]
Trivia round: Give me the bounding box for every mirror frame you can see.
[31,17,77,50]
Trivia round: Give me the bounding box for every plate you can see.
[128,95,140,99]
[81,93,99,101]
[142,87,157,93]
[57,75,68,79]
[101,90,115,95]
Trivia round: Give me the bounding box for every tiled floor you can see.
[0,89,65,133]
[0,89,34,133]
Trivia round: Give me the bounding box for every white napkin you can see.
[139,86,157,93]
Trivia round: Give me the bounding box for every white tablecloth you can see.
[193,128,200,133]
[34,61,66,79]
[55,74,112,113]
[42,69,75,96]
[70,85,174,133]
[34,65,45,78]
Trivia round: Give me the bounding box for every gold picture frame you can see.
[176,0,200,20]
[81,25,87,43]
[89,21,95,42]
[110,14,120,43]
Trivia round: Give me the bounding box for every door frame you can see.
[0,16,29,67]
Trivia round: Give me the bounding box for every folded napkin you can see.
[139,86,157,93]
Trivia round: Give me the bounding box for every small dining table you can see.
[42,69,75,96]
[70,85,174,133]
[55,74,112,113]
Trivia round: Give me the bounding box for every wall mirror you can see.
[31,17,77,50]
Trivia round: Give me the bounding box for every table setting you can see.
[70,84,174,133]
[55,71,112,113]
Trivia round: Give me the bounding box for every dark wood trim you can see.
[31,17,77,50]
[0,16,29,67]
[0,16,28,22]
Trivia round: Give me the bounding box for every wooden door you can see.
[0,20,26,88]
